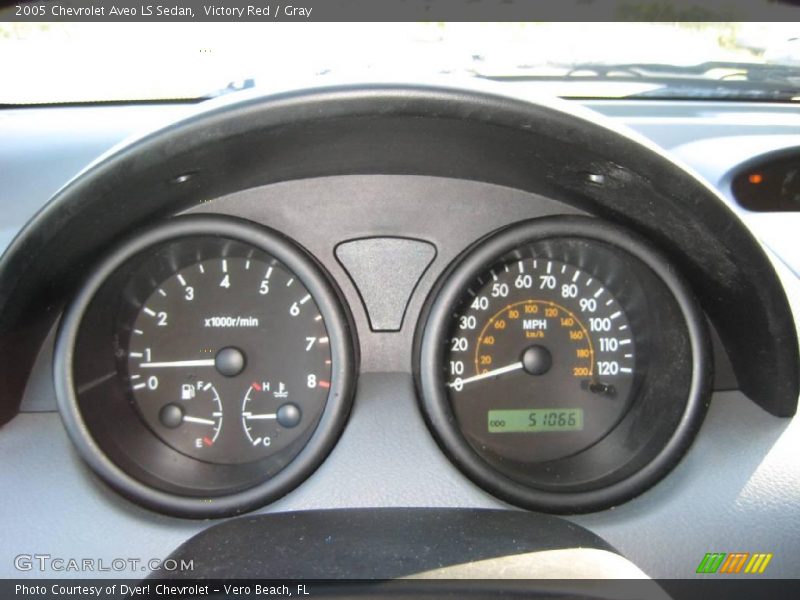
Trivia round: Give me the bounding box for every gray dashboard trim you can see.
[335,236,436,331]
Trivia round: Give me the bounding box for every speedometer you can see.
[416,217,710,513]
[448,257,636,463]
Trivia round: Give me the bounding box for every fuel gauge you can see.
[156,380,223,458]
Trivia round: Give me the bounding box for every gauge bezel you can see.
[54,215,358,518]
[414,216,711,513]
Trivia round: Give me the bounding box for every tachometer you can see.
[55,216,357,517]
[123,249,331,465]
[416,217,710,513]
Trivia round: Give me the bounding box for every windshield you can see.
[1,21,799,104]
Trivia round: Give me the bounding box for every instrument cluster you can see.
[54,212,709,517]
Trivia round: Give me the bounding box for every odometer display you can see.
[488,409,584,433]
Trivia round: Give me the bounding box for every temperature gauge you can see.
[241,380,303,452]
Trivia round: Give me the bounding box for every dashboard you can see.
[1,83,799,583]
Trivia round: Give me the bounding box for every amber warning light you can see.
[748,173,763,184]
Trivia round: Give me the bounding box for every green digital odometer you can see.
[488,409,584,433]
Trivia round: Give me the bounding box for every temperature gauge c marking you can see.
[241,380,303,451]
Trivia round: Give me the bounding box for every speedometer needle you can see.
[447,361,524,389]
[140,359,216,368]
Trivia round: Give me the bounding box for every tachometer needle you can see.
[140,359,216,368]
[182,415,217,426]
[447,361,524,389]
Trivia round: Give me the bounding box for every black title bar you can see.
[3,0,800,22]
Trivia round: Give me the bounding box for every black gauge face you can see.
[57,217,356,517]
[446,257,636,463]
[416,217,709,513]
[123,250,331,465]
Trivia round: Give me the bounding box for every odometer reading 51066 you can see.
[445,255,636,463]
[488,408,584,433]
